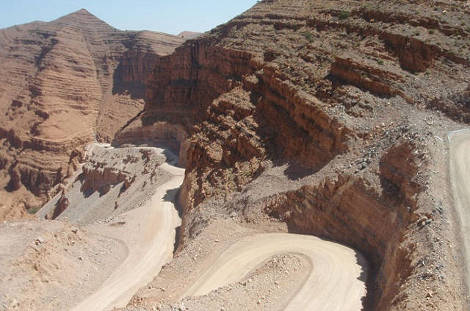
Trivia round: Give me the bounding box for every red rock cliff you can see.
[0,9,184,218]
[132,0,470,309]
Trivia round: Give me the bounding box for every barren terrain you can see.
[0,9,185,219]
[449,130,470,295]
[0,220,127,310]
[1,144,183,311]
[1,0,470,310]
[123,0,470,308]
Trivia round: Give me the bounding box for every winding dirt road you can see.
[72,145,367,310]
[72,146,185,311]
[183,233,368,310]
[449,129,470,293]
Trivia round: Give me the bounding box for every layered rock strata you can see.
[0,9,184,218]
[120,0,470,309]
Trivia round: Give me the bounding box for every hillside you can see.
[118,0,470,309]
[1,1,470,310]
[0,9,184,219]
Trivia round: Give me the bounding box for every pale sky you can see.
[0,0,258,34]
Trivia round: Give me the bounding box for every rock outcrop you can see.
[177,31,202,40]
[119,0,470,309]
[0,9,185,218]
[38,144,171,224]
[2,0,470,309]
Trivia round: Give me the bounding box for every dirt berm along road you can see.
[449,129,470,296]
[183,233,367,310]
[72,146,367,310]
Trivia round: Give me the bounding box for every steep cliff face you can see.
[128,0,470,309]
[0,9,184,219]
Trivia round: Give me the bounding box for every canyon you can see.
[0,9,185,219]
[1,0,470,310]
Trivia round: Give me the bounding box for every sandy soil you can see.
[135,253,311,311]
[123,216,368,311]
[1,144,184,311]
[0,220,127,311]
[183,233,367,310]
[4,143,368,311]
[449,129,470,296]
[65,145,184,310]
[73,158,184,309]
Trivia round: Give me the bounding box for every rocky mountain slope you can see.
[0,9,184,219]
[0,144,183,310]
[2,0,470,310]
[117,0,470,309]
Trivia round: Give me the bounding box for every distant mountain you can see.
[0,9,185,219]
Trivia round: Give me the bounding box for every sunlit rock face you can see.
[135,0,470,309]
[0,9,185,218]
